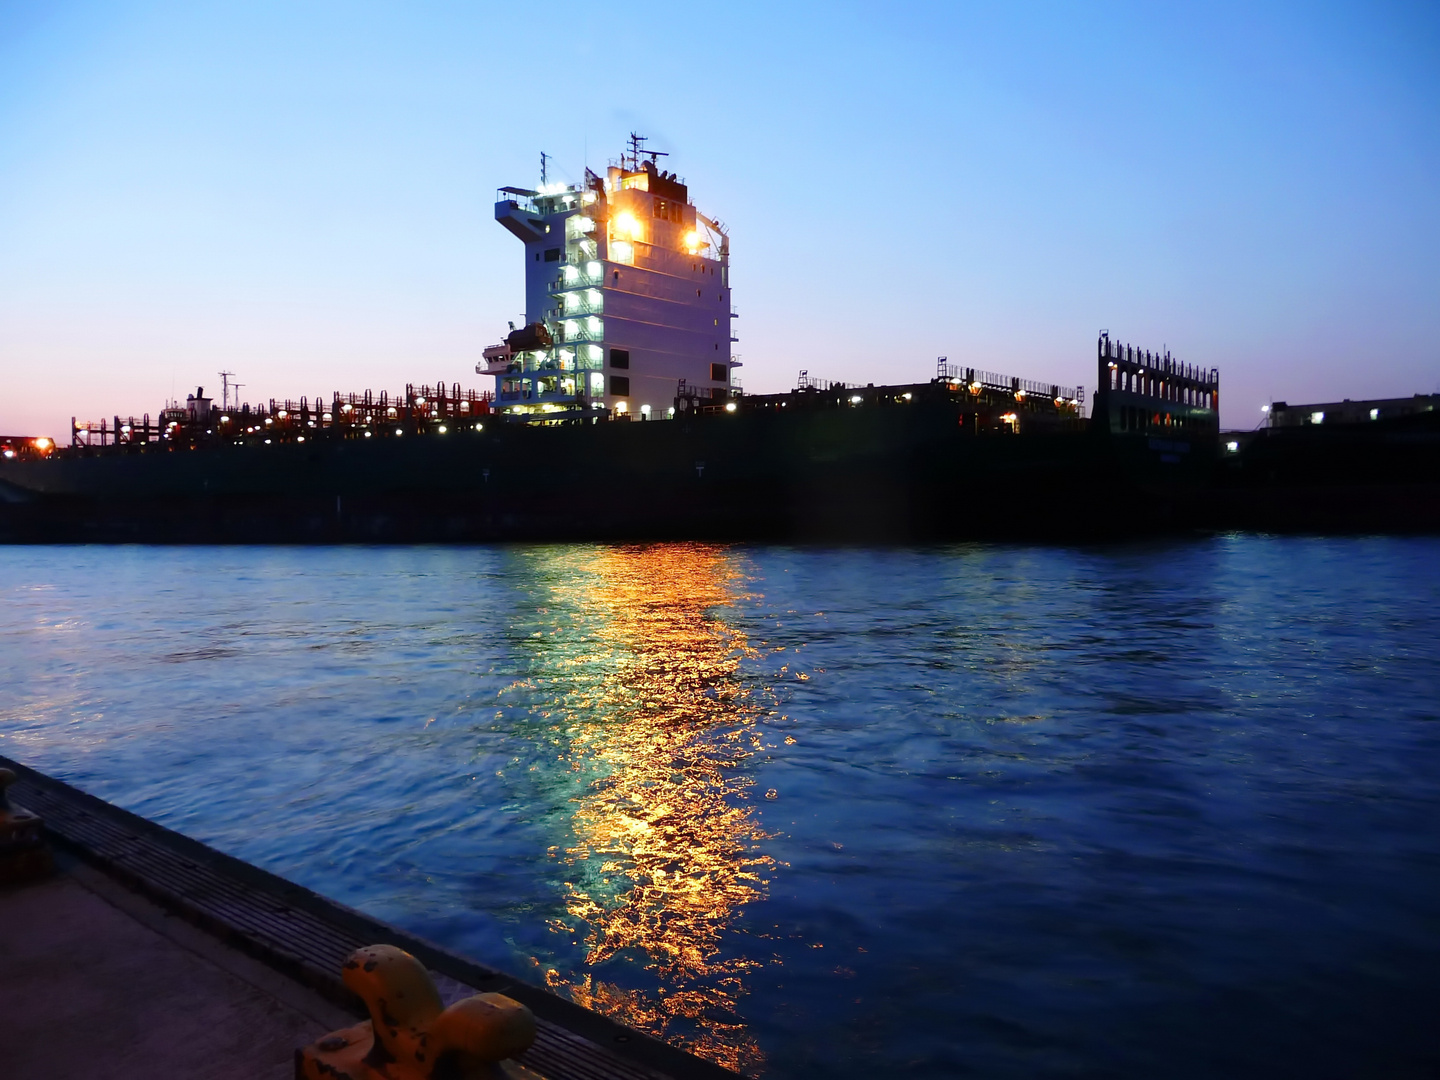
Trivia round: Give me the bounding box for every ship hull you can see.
[0,402,1212,543]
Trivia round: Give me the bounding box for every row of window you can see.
[605,361,727,399]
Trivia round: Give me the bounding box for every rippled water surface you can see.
[3,539,1440,1078]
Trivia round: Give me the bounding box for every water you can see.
[2,538,1439,1078]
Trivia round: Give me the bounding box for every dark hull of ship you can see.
[0,401,1435,543]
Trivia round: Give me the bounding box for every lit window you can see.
[1370,408,1380,420]
[1310,411,1324,424]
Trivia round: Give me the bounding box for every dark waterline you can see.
[2,538,1439,1078]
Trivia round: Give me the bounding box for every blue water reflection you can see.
[2,537,1439,1078]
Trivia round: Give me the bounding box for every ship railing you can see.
[936,360,1079,402]
[521,355,602,374]
[795,370,852,391]
[556,268,604,289]
[1099,336,1218,390]
[558,298,604,316]
[495,189,540,215]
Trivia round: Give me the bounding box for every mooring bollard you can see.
[296,944,542,1080]
[0,767,53,886]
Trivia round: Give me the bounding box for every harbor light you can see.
[725,401,737,413]
[1226,441,1240,453]
[34,437,52,451]
[850,394,863,405]
[438,425,447,434]
[395,427,404,436]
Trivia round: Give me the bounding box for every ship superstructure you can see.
[481,136,735,419]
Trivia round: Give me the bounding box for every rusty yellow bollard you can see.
[0,767,53,886]
[296,944,542,1080]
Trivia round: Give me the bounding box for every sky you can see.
[1,0,1437,435]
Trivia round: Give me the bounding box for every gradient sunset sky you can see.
[2,1,1436,435]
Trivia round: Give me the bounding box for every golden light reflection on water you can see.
[524,543,774,1072]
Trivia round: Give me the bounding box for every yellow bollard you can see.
[0,767,53,886]
[296,944,542,1080]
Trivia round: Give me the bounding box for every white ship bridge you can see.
[481,136,737,420]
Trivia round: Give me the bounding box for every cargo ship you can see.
[1,138,1432,542]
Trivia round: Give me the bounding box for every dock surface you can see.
[0,754,736,1080]
[2,858,352,1079]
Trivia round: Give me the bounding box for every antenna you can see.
[231,383,243,408]
[218,371,235,410]
[625,132,670,171]
[540,151,550,186]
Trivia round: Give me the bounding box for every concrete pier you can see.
[2,857,352,1079]
[0,755,736,1080]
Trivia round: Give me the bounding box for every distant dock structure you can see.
[1266,394,1439,428]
